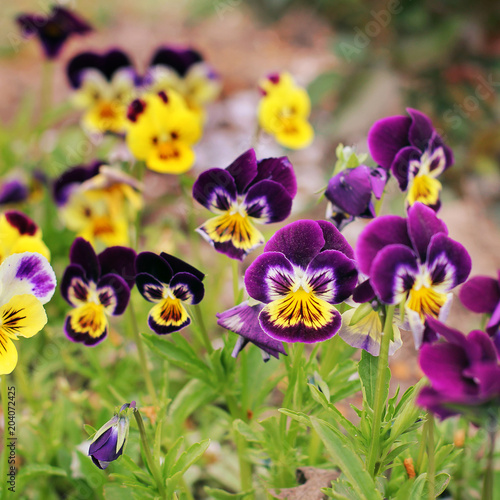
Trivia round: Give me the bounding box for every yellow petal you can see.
[10,235,51,262]
[146,142,196,174]
[68,303,108,340]
[0,333,18,375]
[407,175,441,207]
[0,294,47,339]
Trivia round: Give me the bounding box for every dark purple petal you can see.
[487,303,500,337]
[306,250,357,304]
[69,238,100,283]
[99,247,136,290]
[89,427,123,462]
[67,49,133,88]
[245,252,295,304]
[466,330,499,364]
[316,220,355,259]
[253,157,297,197]
[61,264,89,306]
[264,220,326,268]
[466,363,500,399]
[407,202,448,262]
[225,149,258,194]
[135,252,172,285]
[426,233,471,289]
[425,317,468,348]
[4,210,38,236]
[244,180,292,223]
[370,168,388,199]
[52,161,103,206]
[259,301,342,344]
[370,245,418,304]
[391,146,422,191]
[97,274,130,315]
[367,115,411,169]
[407,108,434,151]
[417,387,460,420]
[459,276,500,314]
[192,169,237,212]
[352,279,376,303]
[429,134,454,169]
[159,253,204,282]
[355,215,411,275]
[149,46,203,77]
[216,301,286,360]
[201,239,251,261]
[170,272,204,305]
[0,180,29,205]
[136,273,165,303]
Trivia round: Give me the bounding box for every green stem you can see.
[1,376,9,500]
[191,304,213,354]
[454,419,469,500]
[134,410,166,499]
[416,416,428,474]
[426,414,435,499]
[481,426,497,500]
[366,305,395,477]
[128,301,158,405]
[232,259,240,304]
[40,60,54,122]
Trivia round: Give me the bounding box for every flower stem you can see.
[128,301,158,406]
[232,259,240,304]
[40,60,54,122]
[426,413,435,499]
[366,305,395,477]
[134,409,166,499]
[191,304,213,354]
[481,425,497,500]
[1,376,9,500]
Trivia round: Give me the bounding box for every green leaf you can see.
[162,436,184,478]
[278,408,311,427]
[116,455,154,485]
[233,419,261,443]
[84,424,97,437]
[171,439,211,476]
[422,472,451,497]
[310,417,382,500]
[358,350,388,410]
[103,483,138,500]
[16,464,67,482]
[204,486,255,499]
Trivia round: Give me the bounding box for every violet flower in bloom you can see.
[217,301,287,361]
[0,179,29,206]
[418,317,500,421]
[53,160,103,206]
[61,238,136,346]
[17,6,91,59]
[89,402,135,469]
[368,108,453,210]
[324,165,387,230]
[193,149,297,260]
[460,272,500,343]
[244,220,358,343]
[135,252,205,335]
[356,202,471,348]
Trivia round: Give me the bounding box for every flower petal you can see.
[148,298,190,334]
[243,180,293,223]
[0,333,17,375]
[170,272,204,305]
[264,220,325,268]
[407,108,434,151]
[0,294,47,340]
[69,237,100,283]
[316,220,355,259]
[98,247,136,290]
[149,46,202,77]
[225,149,258,193]
[159,253,204,282]
[391,146,421,191]
[253,157,297,198]
[65,304,108,346]
[135,252,172,285]
[61,264,90,307]
[136,273,165,303]
[97,275,130,315]
[459,276,500,314]
[192,168,237,212]
[0,252,56,305]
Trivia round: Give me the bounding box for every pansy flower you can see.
[143,46,221,117]
[54,161,142,247]
[244,220,358,343]
[0,211,50,263]
[324,165,387,230]
[418,317,500,421]
[0,252,56,374]
[135,252,204,334]
[17,6,91,59]
[126,90,202,174]
[356,202,471,348]
[368,108,453,210]
[459,272,500,344]
[258,72,314,150]
[61,238,136,346]
[192,149,297,260]
[67,49,139,134]
[217,301,287,361]
[0,178,29,206]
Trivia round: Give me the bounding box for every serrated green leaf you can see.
[204,486,254,499]
[16,464,67,482]
[233,419,261,443]
[422,472,450,497]
[171,439,210,476]
[162,436,184,478]
[278,408,311,426]
[310,417,382,500]
[358,350,388,410]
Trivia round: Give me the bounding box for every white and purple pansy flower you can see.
[135,252,205,335]
[61,238,136,346]
[368,108,454,211]
[356,202,471,348]
[216,301,287,362]
[244,220,358,343]
[325,165,387,230]
[192,149,297,261]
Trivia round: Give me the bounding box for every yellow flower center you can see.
[407,174,441,207]
[406,274,447,321]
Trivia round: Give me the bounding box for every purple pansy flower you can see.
[16,6,92,59]
[418,317,500,421]
[460,272,500,344]
[193,149,297,261]
[368,108,454,210]
[216,301,287,361]
[135,252,205,335]
[356,202,471,348]
[0,179,29,206]
[61,238,136,346]
[325,165,387,230]
[244,220,358,343]
[89,401,135,469]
